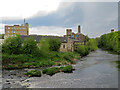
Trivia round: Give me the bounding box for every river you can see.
[2,49,118,88]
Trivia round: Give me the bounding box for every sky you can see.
[0,0,118,38]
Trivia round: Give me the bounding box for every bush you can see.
[86,39,98,51]
[77,45,89,57]
[42,65,74,76]
[23,36,40,56]
[42,67,60,76]
[61,65,73,73]
[25,70,41,77]
[2,35,22,54]
[49,38,61,52]
[38,37,50,57]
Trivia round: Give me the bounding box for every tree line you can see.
[96,31,120,54]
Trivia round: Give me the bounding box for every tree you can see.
[2,35,22,54]
[23,36,39,55]
[38,37,50,57]
[86,39,98,51]
[49,38,61,52]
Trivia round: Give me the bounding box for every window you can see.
[72,35,74,38]
[63,45,65,48]
[17,31,18,33]
[78,35,80,37]
[11,31,13,33]
[68,32,71,35]
[75,35,77,37]
[7,31,10,33]
[14,31,15,33]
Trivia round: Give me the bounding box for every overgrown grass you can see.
[42,65,74,76]
[2,52,80,70]
[25,70,41,77]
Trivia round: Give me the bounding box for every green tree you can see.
[86,39,98,51]
[2,35,22,54]
[23,36,39,55]
[49,38,61,52]
[77,45,89,57]
[38,37,50,57]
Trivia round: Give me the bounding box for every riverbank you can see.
[2,51,80,70]
[2,49,118,88]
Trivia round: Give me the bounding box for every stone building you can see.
[4,23,29,39]
[64,25,85,41]
[20,34,85,52]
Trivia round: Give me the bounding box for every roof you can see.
[20,35,68,43]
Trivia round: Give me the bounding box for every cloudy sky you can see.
[0,0,118,38]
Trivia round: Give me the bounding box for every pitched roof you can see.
[20,35,68,43]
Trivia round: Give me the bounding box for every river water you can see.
[2,49,118,88]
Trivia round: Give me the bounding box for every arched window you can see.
[63,45,65,48]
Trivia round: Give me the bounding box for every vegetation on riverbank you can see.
[96,31,120,54]
[76,39,98,57]
[115,61,120,70]
[2,35,80,69]
[25,65,74,77]
[2,35,98,70]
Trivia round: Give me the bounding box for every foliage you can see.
[49,38,61,52]
[42,65,74,76]
[38,37,50,57]
[98,31,120,54]
[2,35,22,54]
[85,35,89,42]
[115,61,120,70]
[23,36,40,56]
[0,34,4,39]
[25,70,41,77]
[76,45,89,57]
[86,39,98,51]
[60,65,73,73]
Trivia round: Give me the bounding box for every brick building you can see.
[4,23,29,39]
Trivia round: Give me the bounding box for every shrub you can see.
[61,65,73,73]
[2,35,22,54]
[23,36,40,56]
[77,45,89,57]
[49,38,61,52]
[38,38,50,57]
[42,67,60,76]
[86,39,98,51]
[25,70,41,77]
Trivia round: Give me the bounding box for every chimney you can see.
[78,25,81,33]
[111,29,114,32]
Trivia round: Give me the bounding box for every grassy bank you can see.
[25,65,74,77]
[2,52,80,70]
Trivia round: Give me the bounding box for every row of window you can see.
[72,35,80,38]
[7,30,26,33]
[6,27,26,30]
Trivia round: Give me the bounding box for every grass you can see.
[42,65,75,76]
[25,70,41,77]
[2,51,80,70]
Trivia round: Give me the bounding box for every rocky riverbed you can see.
[2,49,118,88]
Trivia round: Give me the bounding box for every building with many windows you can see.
[4,23,29,39]
[64,25,85,41]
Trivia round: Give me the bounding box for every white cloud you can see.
[29,26,66,36]
[0,0,61,18]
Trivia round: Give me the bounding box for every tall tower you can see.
[78,25,81,33]
[24,18,25,25]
